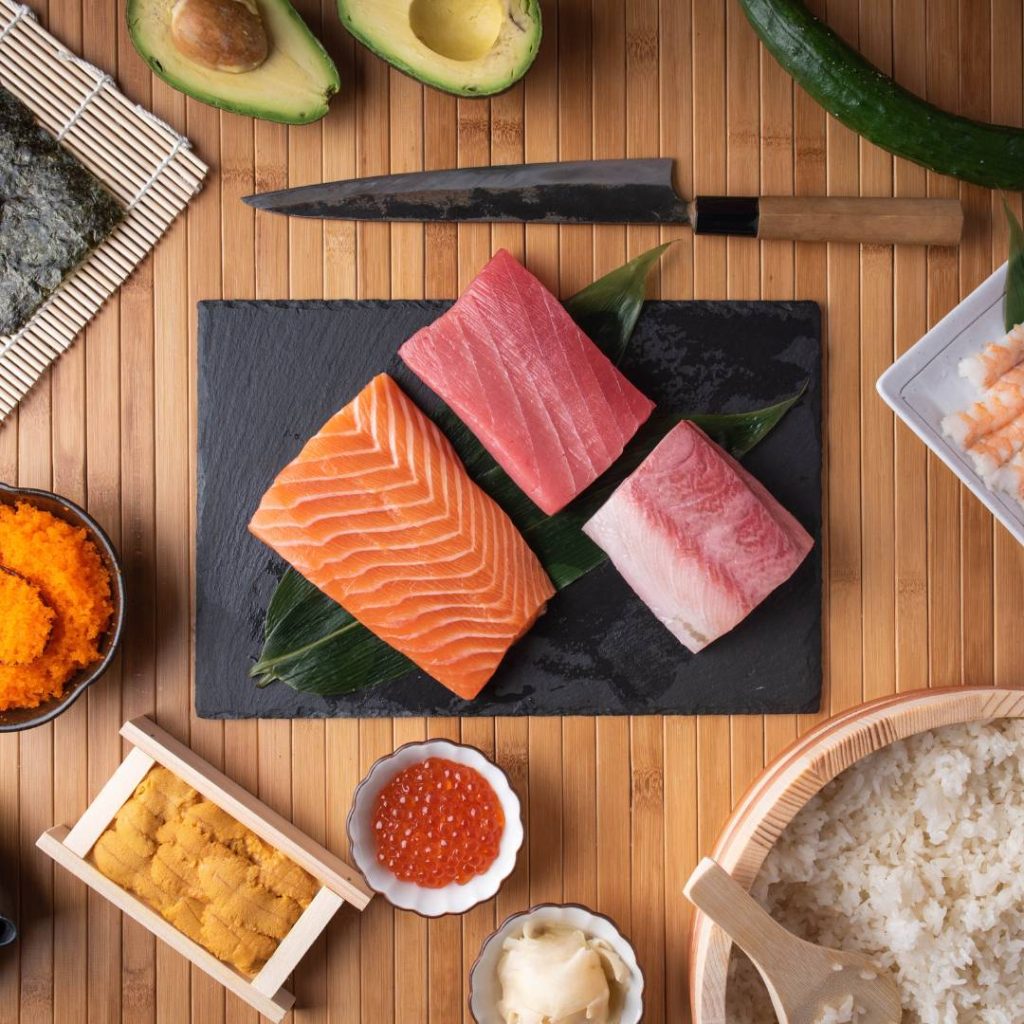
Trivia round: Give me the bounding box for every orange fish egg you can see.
[371,757,505,888]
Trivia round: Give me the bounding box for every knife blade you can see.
[242,159,963,246]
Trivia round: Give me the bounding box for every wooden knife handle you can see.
[690,195,963,245]
[756,196,963,245]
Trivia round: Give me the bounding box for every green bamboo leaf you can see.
[252,580,414,693]
[251,569,414,688]
[687,383,809,460]
[1004,199,1024,333]
[564,243,673,364]
[250,244,805,698]
[262,568,332,642]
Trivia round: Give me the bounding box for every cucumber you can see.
[739,0,1024,191]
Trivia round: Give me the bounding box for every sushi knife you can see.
[243,158,963,246]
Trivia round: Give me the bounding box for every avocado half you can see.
[338,0,541,98]
[128,0,340,124]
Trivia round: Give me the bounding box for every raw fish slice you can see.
[399,249,655,515]
[958,324,1024,389]
[250,373,555,700]
[990,452,1024,509]
[582,422,813,653]
[966,413,1024,478]
[941,365,1024,448]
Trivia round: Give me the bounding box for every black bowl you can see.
[0,482,125,732]
[0,876,15,947]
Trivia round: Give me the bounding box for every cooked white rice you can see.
[726,719,1024,1024]
[814,995,862,1024]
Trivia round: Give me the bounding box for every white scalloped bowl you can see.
[346,739,523,916]
[469,903,645,1024]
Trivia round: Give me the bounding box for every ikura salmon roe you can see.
[372,757,505,888]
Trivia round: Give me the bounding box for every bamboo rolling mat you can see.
[0,0,206,423]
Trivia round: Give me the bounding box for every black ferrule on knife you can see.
[690,196,760,237]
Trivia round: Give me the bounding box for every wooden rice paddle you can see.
[684,858,903,1024]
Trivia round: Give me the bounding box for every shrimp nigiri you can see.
[989,452,1024,509]
[941,365,1024,449]
[967,412,1024,479]
[958,324,1024,389]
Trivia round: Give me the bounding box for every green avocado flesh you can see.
[128,0,340,124]
[338,0,541,97]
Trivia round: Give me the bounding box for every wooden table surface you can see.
[2,0,1023,1021]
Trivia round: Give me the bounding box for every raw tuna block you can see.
[399,249,655,515]
[582,421,813,653]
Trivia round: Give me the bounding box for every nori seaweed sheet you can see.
[0,86,123,335]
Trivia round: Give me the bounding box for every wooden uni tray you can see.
[37,716,372,1022]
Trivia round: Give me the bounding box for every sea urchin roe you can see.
[90,766,317,976]
[0,570,54,665]
[372,757,504,888]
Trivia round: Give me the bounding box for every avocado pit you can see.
[409,0,504,62]
[170,0,269,73]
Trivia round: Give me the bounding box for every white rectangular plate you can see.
[877,262,1024,546]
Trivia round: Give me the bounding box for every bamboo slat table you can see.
[2,1,1022,1021]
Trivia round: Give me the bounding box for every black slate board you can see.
[196,299,821,719]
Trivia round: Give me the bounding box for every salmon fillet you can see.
[249,373,555,700]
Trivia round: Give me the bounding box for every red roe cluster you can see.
[372,757,505,888]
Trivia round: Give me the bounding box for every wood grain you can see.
[755,197,962,245]
[1,1,1022,1022]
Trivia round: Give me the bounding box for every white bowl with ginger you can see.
[469,903,644,1024]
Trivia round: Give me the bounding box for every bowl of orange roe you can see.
[347,740,523,916]
[0,482,124,732]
